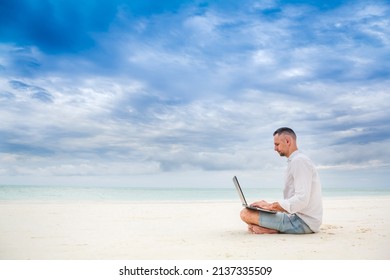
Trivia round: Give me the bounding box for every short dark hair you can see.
[273,127,296,140]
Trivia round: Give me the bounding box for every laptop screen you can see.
[232,176,249,206]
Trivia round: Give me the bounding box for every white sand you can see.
[0,196,389,260]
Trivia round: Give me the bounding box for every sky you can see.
[0,0,390,189]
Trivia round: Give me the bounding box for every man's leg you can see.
[240,208,279,234]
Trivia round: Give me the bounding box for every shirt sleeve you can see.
[278,158,313,214]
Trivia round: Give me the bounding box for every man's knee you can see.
[240,208,259,225]
[240,208,248,222]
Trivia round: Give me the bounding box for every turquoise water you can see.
[0,185,389,202]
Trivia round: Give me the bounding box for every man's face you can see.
[274,134,288,157]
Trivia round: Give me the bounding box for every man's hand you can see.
[251,200,286,212]
[251,200,271,209]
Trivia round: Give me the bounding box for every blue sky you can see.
[1,0,389,188]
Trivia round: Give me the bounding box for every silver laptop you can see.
[233,176,276,214]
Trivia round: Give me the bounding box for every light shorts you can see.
[259,212,313,234]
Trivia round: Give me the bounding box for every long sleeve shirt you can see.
[278,150,323,232]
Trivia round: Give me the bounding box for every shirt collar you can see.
[287,150,300,162]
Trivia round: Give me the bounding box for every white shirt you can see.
[278,150,323,232]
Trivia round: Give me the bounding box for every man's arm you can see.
[279,158,313,213]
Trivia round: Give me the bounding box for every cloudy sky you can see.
[1,0,389,189]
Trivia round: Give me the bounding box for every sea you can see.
[0,185,389,203]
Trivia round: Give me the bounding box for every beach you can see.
[0,196,389,260]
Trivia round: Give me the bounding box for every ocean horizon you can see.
[1,184,389,202]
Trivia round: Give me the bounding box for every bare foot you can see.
[248,225,279,234]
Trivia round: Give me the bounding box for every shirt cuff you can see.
[278,200,291,213]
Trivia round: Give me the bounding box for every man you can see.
[240,127,322,234]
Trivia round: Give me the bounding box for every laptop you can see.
[232,176,276,214]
